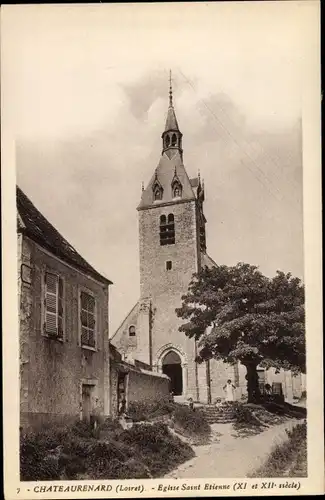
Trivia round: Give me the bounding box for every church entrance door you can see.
[162,351,183,396]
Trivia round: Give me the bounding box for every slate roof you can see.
[17,186,112,285]
[137,150,196,210]
[201,252,218,269]
[190,177,199,188]
[164,104,180,132]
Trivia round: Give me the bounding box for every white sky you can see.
[2,2,318,333]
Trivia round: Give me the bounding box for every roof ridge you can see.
[17,185,112,285]
[110,300,140,340]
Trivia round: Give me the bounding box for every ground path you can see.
[165,419,302,478]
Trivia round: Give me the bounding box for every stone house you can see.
[17,186,112,430]
[112,81,305,404]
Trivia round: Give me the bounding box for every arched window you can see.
[153,186,163,201]
[171,133,177,146]
[129,325,136,337]
[165,135,170,148]
[173,184,182,198]
[160,213,175,245]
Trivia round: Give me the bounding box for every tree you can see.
[176,263,305,403]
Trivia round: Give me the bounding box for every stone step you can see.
[206,420,235,424]
[201,409,234,415]
[205,414,235,418]
[202,412,235,417]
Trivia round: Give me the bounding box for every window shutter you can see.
[80,291,96,348]
[58,277,64,338]
[44,272,58,336]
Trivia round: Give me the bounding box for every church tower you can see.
[136,74,209,401]
[111,73,233,403]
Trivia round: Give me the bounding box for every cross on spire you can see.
[169,69,173,108]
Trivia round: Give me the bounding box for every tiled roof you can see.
[17,186,112,285]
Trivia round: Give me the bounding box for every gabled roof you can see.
[17,186,112,285]
[137,150,196,210]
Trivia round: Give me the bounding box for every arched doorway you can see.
[162,351,183,395]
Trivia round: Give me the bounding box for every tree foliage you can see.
[176,263,305,401]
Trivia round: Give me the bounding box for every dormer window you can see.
[154,187,162,201]
[152,176,163,202]
[173,185,182,198]
[171,170,182,199]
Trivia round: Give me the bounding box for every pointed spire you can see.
[164,70,180,133]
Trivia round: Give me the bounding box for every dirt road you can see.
[165,419,301,478]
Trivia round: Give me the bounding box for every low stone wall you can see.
[127,369,170,404]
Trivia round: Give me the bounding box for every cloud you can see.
[7,2,312,331]
[16,83,303,333]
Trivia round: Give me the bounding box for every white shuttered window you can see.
[44,272,64,339]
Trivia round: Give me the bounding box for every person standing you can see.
[188,397,195,411]
[223,379,236,402]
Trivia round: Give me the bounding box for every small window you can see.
[43,271,64,339]
[154,187,162,201]
[171,133,177,146]
[80,291,96,348]
[129,325,136,337]
[173,185,182,198]
[160,213,175,246]
[166,261,172,271]
[165,135,170,148]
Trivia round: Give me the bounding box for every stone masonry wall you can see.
[127,370,170,403]
[110,365,119,418]
[111,302,139,360]
[209,359,237,402]
[20,236,110,430]
[138,200,200,399]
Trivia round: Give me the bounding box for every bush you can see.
[249,421,307,477]
[20,433,60,480]
[127,398,175,422]
[20,420,194,480]
[173,406,211,438]
[119,423,194,477]
[127,398,211,443]
[232,402,263,426]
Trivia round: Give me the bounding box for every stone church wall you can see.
[138,200,200,400]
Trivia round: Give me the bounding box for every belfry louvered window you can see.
[80,291,96,348]
[160,213,175,246]
[44,272,64,339]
